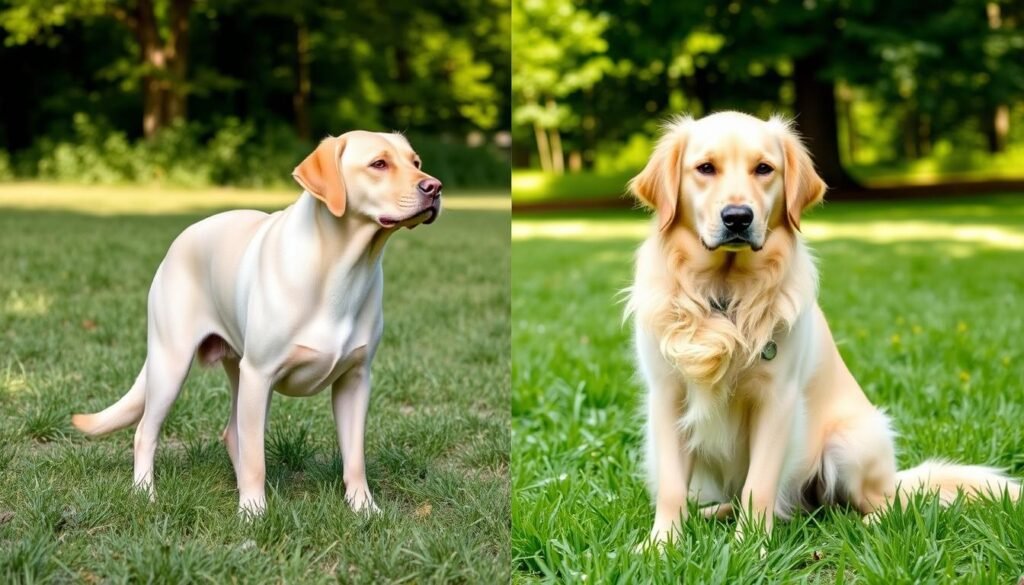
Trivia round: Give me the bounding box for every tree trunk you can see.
[985,105,1009,153]
[902,106,920,160]
[792,55,860,190]
[293,17,312,142]
[133,0,190,138]
[985,3,1009,153]
[549,127,565,175]
[837,83,858,163]
[918,113,931,157]
[136,0,163,138]
[692,64,712,116]
[165,0,191,123]
[533,121,552,172]
[568,151,582,172]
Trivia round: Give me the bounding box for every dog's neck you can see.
[287,192,394,267]
[275,193,397,313]
[629,225,816,387]
[664,225,802,310]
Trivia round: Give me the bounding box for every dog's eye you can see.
[696,163,716,175]
[413,160,422,169]
[755,163,774,175]
[370,160,388,170]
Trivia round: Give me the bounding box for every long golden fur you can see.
[627,111,1020,546]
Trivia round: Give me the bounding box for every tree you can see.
[703,0,865,189]
[512,0,611,173]
[1,0,196,138]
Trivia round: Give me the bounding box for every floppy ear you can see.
[779,127,826,231]
[292,135,347,217]
[629,119,689,232]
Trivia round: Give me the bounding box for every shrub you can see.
[13,114,509,190]
[408,134,509,189]
[0,150,13,181]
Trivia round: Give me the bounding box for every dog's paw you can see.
[132,478,156,503]
[862,511,883,526]
[634,521,679,553]
[345,489,380,515]
[633,534,667,554]
[700,502,734,520]
[237,495,267,519]
[734,523,768,559]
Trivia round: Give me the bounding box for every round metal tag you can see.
[761,340,777,361]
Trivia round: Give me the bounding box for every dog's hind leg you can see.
[220,357,241,476]
[818,410,898,520]
[132,336,194,497]
[130,265,203,498]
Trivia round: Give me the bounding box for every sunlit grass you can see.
[512,170,634,204]
[0,186,510,583]
[512,215,1024,250]
[512,194,1024,582]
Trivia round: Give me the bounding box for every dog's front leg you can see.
[737,384,798,541]
[647,379,693,546]
[235,359,272,515]
[637,328,692,547]
[332,364,379,514]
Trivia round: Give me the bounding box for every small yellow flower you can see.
[890,334,901,345]
[957,321,968,334]
[1002,355,1011,366]
[959,370,971,383]
[857,329,869,338]
[912,325,923,335]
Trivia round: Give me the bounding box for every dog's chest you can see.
[260,263,381,397]
[273,343,368,397]
[680,364,776,463]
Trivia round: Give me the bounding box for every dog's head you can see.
[629,111,825,250]
[292,131,442,229]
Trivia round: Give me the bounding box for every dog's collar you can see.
[709,296,730,314]
[708,296,777,361]
[761,340,777,361]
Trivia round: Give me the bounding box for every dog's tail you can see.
[895,459,1021,504]
[71,362,147,436]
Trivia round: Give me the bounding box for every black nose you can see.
[721,205,754,233]
[418,178,442,199]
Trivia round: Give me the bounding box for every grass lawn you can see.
[512,194,1024,583]
[0,184,510,583]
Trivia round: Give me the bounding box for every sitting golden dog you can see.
[626,111,1019,545]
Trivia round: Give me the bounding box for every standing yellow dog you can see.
[72,131,442,515]
[627,111,1019,545]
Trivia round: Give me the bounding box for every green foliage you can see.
[0,0,110,46]
[10,113,507,189]
[0,151,13,181]
[511,0,1024,177]
[512,195,1024,582]
[408,136,510,190]
[0,1,511,188]
[25,113,300,188]
[511,169,634,203]
[511,0,612,130]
